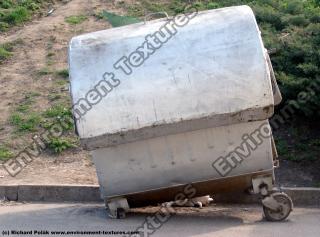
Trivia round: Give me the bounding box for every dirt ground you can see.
[0,0,318,187]
[0,0,118,185]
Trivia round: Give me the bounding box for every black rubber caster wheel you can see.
[263,193,293,222]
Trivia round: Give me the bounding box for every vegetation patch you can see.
[0,45,12,63]
[8,93,70,134]
[47,52,55,58]
[0,41,15,63]
[48,93,63,102]
[9,112,41,132]
[0,39,23,63]
[44,104,72,118]
[0,0,52,31]
[25,91,41,98]
[14,92,39,113]
[56,69,69,79]
[41,104,74,132]
[0,144,13,161]
[8,101,76,154]
[48,137,77,154]
[54,79,68,86]
[37,67,52,76]
[120,0,320,165]
[97,11,141,27]
[121,0,320,120]
[65,15,87,25]
[275,122,320,162]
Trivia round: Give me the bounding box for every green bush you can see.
[3,6,30,24]
[254,5,286,30]
[284,0,304,15]
[121,0,320,119]
[0,0,13,9]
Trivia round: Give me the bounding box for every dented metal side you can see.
[92,120,274,199]
[82,106,273,150]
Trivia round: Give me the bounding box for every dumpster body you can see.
[69,5,292,220]
[91,120,274,206]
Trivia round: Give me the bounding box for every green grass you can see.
[43,105,72,118]
[48,93,63,101]
[0,45,12,62]
[48,137,77,153]
[9,112,41,132]
[16,104,30,113]
[14,91,40,113]
[41,104,74,131]
[38,68,69,80]
[9,113,22,125]
[0,144,13,161]
[8,102,76,153]
[37,68,69,84]
[8,101,75,155]
[65,15,87,25]
[122,0,200,17]
[37,67,52,75]
[25,91,41,98]
[3,6,30,25]
[0,39,23,63]
[55,69,69,79]
[54,79,68,86]
[0,42,15,63]
[9,90,42,132]
[41,115,74,131]
[98,11,141,27]
[0,0,48,31]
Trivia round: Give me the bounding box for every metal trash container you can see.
[68,5,292,221]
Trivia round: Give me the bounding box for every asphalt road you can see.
[0,203,319,237]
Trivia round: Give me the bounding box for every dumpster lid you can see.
[68,5,275,150]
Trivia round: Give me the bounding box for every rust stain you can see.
[263,106,271,114]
